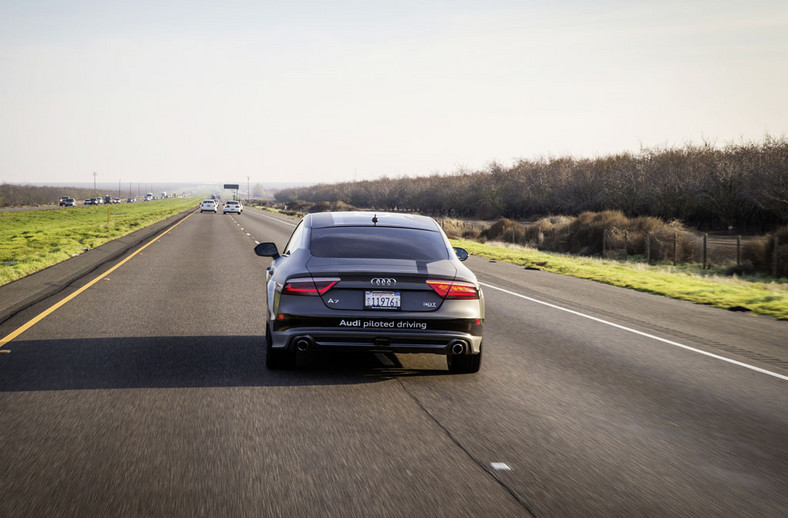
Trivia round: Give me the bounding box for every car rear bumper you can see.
[270,324,483,355]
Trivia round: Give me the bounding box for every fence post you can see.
[624,231,628,259]
[773,235,780,278]
[703,233,708,270]
[673,232,677,266]
[646,232,651,263]
[737,235,741,266]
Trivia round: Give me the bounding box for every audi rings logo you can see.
[370,277,397,287]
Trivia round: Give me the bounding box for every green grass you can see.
[452,239,788,320]
[0,199,197,286]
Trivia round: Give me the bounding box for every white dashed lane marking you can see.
[490,463,512,471]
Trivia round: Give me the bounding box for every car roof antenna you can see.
[372,214,378,225]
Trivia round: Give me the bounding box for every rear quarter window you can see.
[310,227,449,261]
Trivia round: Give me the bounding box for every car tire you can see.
[447,344,482,374]
[265,325,297,369]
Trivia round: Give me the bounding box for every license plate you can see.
[365,291,401,310]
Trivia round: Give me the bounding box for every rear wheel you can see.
[447,344,482,374]
[265,325,296,369]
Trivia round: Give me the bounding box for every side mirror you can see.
[453,247,469,261]
[255,242,280,258]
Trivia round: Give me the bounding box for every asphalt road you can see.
[0,207,785,517]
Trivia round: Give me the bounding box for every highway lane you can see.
[0,209,525,517]
[242,208,788,515]
[0,208,786,517]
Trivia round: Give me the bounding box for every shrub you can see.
[479,218,526,243]
[308,200,357,213]
[743,226,788,277]
[568,210,629,255]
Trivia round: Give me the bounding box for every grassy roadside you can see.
[451,239,788,320]
[0,199,197,286]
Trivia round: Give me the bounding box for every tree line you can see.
[274,137,788,231]
[0,184,103,207]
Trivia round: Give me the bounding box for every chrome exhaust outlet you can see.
[295,338,311,352]
[450,340,466,355]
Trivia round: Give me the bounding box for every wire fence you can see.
[440,218,785,277]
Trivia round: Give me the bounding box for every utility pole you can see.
[247,176,250,201]
[93,171,97,196]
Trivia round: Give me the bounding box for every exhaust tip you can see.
[450,340,466,355]
[295,338,311,352]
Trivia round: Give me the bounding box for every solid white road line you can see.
[480,282,788,382]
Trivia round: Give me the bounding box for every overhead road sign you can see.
[224,184,239,190]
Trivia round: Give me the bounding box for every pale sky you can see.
[1,0,786,186]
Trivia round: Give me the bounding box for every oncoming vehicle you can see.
[254,212,484,372]
[223,200,243,214]
[200,199,218,213]
[62,197,75,207]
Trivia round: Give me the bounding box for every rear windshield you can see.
[310,227,449,261]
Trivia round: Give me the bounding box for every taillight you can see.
[426,280,479,300]
[282,277,339,296]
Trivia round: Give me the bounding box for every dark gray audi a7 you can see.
[254,211,484,372]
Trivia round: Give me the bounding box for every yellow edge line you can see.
[0,210,196,348]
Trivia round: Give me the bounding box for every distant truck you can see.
[161,191,167,199]
[144,193,154,201]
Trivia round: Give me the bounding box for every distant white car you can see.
[200,200,218,213]
[223,200,243,214]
